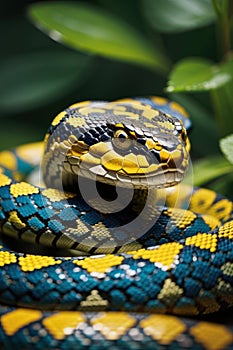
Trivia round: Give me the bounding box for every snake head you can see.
[42,100,190,190]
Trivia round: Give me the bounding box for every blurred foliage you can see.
[1,0,233,197]
[220,134,233,164]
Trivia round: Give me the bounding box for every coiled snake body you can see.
[0,97,233,349]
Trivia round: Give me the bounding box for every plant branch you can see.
[212,0,222,17]
[212,0,231,59]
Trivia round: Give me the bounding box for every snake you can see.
[0,96,233,349]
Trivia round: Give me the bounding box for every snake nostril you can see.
[182,129,188,142]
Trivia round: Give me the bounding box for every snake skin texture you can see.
[0,97,233,349]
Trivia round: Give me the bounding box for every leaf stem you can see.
[212,0,231,59]
[212,0,222,16]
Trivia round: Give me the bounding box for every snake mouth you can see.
[79,166,188,189]
[64,138,189,189]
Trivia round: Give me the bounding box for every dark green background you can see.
[0,0,218,153]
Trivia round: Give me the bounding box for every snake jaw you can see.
[64,130,189,189]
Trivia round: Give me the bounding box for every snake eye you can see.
[113,129,132,151]
[114,130,128,139]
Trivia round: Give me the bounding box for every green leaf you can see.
[188,156,233,186]
[28,2,169,72]
[142,0,216,33]
[166,58,232,92]
[210,60,233,136]
[0,50,91,113]
[220,134,233,164]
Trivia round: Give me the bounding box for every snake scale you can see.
[0,97,233,349]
